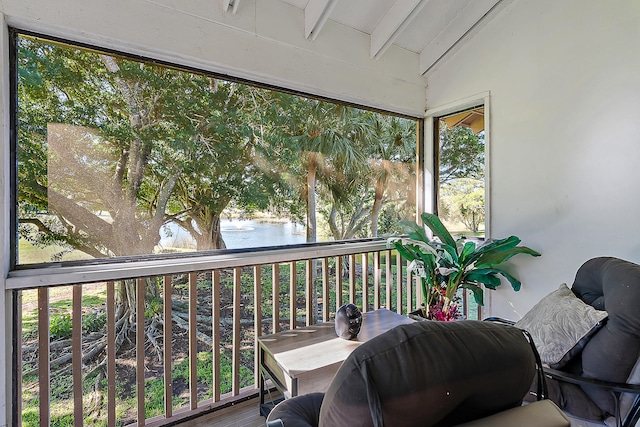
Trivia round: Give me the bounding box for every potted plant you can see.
[387,213,541,321]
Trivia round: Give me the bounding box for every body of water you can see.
[159,219,307,250]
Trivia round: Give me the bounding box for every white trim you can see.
[7,240,389,290]
[1,14,10,427]
[425,91,490,118]
[424,91,492,314]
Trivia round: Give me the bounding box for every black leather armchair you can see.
[266,320,569,427]
[492,257,640,427]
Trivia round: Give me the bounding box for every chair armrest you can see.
[544,367,640,395]
[483,317,516,326]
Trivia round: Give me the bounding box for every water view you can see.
[159,219,307,250]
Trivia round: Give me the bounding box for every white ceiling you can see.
[222,0,504,75]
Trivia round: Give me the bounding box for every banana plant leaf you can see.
[475,246,541,269]
[421,213,457,249]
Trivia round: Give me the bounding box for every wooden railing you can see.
[8,240,479,427]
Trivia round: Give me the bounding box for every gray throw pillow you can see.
[515,283,608,368]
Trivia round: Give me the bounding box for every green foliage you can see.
[82,310,106,333]
[440,178,485,233]
[389,213,540,317]
[49,313,72,340]
[17,33,417,264]
[439,124,485,185]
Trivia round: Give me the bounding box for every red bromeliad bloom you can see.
[428,300,463,321]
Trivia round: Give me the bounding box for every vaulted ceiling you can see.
[221,0,504,75]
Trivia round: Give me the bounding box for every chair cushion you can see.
[514,283,607,368]
[566,257,640,417]
[455,400,570,427]
[319,320,535,427]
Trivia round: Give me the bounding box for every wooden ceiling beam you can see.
[419,0,501,74]
[305,0,339,41]
[370,0,429,60]
[222,0,240,14]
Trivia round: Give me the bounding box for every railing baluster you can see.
[106,281,116,427]
[322,258,329,322]
[136,278,146,426]
[18,242,418,426]
[349,254,356,304]
[305,259,312,326]
[407,268,413,314]
[373,252,381,309]
[38,287,50,427]
[396,253,403,315]
[335,256,343,311]
[272,263,280,333]
[289,262,296,330]
[163,275,173,417]
[415,275,423,309]
[212,270,221,401]
[361,253,369,312]
[188,272,198,409]
[254,265,262,387]
[463,289,469,319]
[232,268,241,395]
[72,285,83,427]
[16,290,22,427]
[385,250,392,311]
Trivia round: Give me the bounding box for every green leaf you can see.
[493,268,523,292]
[392,241,421,262]
[459,240,476,263]
[465,270,501,289]
[475,246,541,269]
[461,283,484,306]
[397,219,429,243]
[420,213,456,249]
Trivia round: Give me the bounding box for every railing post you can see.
[136,277,146,425]
[233,268,242,395]
[322,258,330,322]
[289,262,297,330]
[188,272,198,409]
[106,282,116,427]
[37,288,50,427]
[385,250,392,311]
[305,260,313,326]
[163,275,173,417]
[254,265,262,387]
[72,285,83,427]
[361,253,369,312]
[212,270,221,401]
[373,252,381,310]
[349,254,356,305]
[272,264,280,333]
[335,256,343,312]
[396,253,403,315]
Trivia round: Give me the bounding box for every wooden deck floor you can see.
[172,397,266,427]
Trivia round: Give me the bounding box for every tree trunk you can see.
[370,177,385,237]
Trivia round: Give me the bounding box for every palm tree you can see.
[366,115,417,236]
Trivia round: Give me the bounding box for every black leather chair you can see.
[266,320,569,427]
[541,257,640,426]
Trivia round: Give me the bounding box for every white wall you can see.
[426,0,640,318]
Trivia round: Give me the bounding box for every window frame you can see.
[424,91,491,237]
[10,27,425,271]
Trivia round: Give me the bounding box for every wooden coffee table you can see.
[258,308,413,414]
